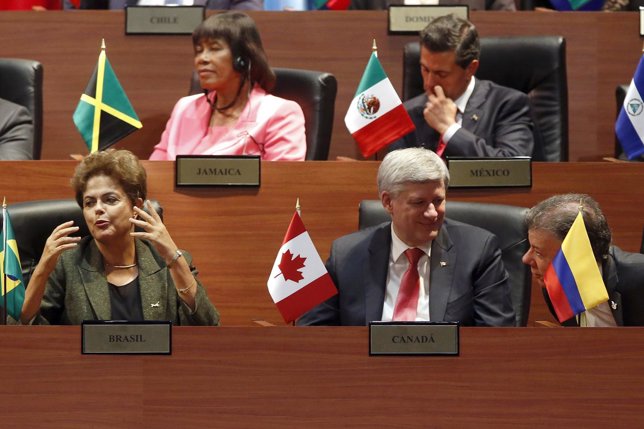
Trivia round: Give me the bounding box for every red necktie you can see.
[393,248,425,321]
[435,137,446,157]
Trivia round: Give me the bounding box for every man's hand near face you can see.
[423,85,458,136]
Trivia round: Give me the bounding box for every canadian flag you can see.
[267,211,337,323]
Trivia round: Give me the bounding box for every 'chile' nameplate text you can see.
[176,155,260,187]
[369,322,459,356]
[82,321,172,355]
[125,6,204,35]
[446,157,532,188]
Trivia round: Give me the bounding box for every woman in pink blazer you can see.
[150,12,306,161]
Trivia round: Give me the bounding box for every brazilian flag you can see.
[1,205,25,322]
[73,40,142,153]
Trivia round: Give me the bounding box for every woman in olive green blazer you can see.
[19,149,219,326]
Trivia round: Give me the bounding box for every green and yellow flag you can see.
[73,40,142,153]
[1,201,25,322]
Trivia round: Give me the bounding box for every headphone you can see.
[233,56,249,73]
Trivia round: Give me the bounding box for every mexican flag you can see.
[344,52,415,158]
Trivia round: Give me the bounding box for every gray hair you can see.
[377,148,449,197]
[525,193,612,260]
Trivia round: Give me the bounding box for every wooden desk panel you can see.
[2,326,644,427]
[0,161,644,325]
[0,11,640,161]
[1,160,643,325]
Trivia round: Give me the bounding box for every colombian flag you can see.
[543,211,609,323]
[73,39,142,153]
[1,203,25,322]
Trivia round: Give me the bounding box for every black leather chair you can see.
[0,58,44,159]
[189,67,337,160]
[358,199,531,326]
[1,199,163,286]
[402,37,568,162]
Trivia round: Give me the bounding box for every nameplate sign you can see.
[176,155,261,187]
[388,5,469,34]
[125,6,204,35]
[369,322,459,356]
[81,321,172,355]
[446,157,532,188]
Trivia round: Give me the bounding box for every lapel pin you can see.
[471,114,479,122]
[610,301,617,310]
[151,302,160,308]
[440,261,447,267]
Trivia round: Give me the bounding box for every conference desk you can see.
[1,160,643,326]
[0,10,640,161]
[1,326,643,427]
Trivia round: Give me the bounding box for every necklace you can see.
[106,263,138,270]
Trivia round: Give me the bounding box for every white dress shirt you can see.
[381,225,432,321]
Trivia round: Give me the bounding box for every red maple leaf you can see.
[277,250,307,283]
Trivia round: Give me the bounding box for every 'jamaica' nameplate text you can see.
[176,155,260,187]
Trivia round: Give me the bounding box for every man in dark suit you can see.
[0,97,34,160]
[388,14,534,158]
[297,148,515,326]
[523,193,644,326]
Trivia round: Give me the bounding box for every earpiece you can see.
[233,56,249,73]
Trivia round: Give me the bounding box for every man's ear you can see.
[466,59,479,80]
[381,192,394,215]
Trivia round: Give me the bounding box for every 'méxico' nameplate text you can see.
[446,157,532,188]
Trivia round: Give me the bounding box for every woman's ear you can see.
[133,198,144,217]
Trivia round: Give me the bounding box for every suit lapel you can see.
[461,80,489,135]
[79,241,111,321]
[79,239,169,321]
[429,223,456,322]
[603,250,623,325]
[365,224,392,323]
[136,240,169,321]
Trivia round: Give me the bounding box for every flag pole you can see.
[372,39,378,58]
[2,197,7,325]
[294,197,301,327]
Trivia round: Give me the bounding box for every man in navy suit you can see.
[388,14,535,158]
[297,148,515,326]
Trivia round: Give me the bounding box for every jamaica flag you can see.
[73,40,142,153]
